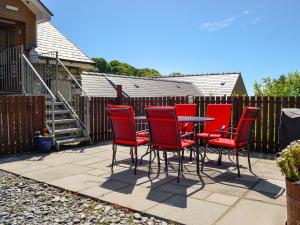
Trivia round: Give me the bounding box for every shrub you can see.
[277,140,300,183]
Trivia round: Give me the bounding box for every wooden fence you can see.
[0,96,45,155]
[82,96,300,153]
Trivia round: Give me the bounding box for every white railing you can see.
[21,54,56,135]
[57,58,91,134]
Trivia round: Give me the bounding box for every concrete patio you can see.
[0,143,287,225]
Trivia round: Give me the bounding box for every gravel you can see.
[0,170,174,225]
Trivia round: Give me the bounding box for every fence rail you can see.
[0,96,45,155]
[81,95,300,153]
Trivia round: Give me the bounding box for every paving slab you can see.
[101,185,174,212]
[21,164,91,182]
[205,193,240,206]
[49,173,106,192]
[147,195,229,225]
[216,199,286,225]
[79,180,130,198]
[245,190,286,206]
[252,178,286,195]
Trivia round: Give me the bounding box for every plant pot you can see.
[33,136,53,152]
[286,179,300,225]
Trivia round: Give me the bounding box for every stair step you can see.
[46,110,70,115]
[56,136,90,145]
[53,127,82,134]
[46,119,76,124]
[45,102,63,106]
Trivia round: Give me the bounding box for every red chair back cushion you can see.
[205,104,232,134]
[175,104,197,132]
[107,106,136,144]
[234,107,259,145]
[146,107,181,150]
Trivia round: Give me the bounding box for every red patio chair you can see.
[175,104,197,134]
[197,104,232,165]
[145,107,198,182]
[107,106,149,174]
[204,107,260,177]
[107,104,149,137]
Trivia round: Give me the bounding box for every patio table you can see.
[135,116,214,122]
[137,116,215,164]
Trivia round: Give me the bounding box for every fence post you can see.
[116,85,123,104]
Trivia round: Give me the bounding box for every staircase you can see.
[45,98,90,150]
[21,51,91,150]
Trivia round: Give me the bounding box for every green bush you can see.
[277,140,300,183]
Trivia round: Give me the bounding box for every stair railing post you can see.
[55,51,59,95]
[51,97,55,136]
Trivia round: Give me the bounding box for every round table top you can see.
[135,116,214,122]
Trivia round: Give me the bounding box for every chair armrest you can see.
[207,130,239,139]
[181,132,193,139]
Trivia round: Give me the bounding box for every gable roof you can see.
[161,72,246,96]
[20,0,53,23]
[81,72,203,97]
[35,22,94,65]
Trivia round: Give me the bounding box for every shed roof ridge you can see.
[162,72,241,78]
[81,71,195,84]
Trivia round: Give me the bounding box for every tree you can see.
[136,68,161,77]
[91,57,111,73]
[254,71,300,96]
[169,72,184,77]
[109,60,136,76]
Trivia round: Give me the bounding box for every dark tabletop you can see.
[135,116,214,122]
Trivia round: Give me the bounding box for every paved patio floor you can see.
[0,144,287,225]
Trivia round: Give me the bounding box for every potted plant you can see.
[33,128,53,152]
[277,140,300,225]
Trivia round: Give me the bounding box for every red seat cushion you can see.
[115,137,149,146]
[136,131,149,137]
[197,132,222,139]
[207,138,247,148]
[153,139,195,150]
[181,139,196,148]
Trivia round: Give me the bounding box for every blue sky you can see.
[43,0,300,95]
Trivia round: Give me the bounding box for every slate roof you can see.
[35,22,94,64]
[161,72,245,96]
[81,72,203,97]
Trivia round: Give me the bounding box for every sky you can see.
[43,0,300,95]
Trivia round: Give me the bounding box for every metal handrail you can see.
[57,58,91,100]
[21,54,56,101]
[57,91,86,128]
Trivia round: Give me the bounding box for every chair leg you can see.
[236,149,241,177]
[148,148,152,177]
[201,144,207,172]
[164,152,168,175]
[111,144,116,173]
[130,147,134,164]
[189,149,193,161]
[177,151,182,183]
[217,148,223,165]
[140,144,150,164]
[157,150,161,174]
[134,147,138,175]
[247,148,252,173]
[196,146,200,175]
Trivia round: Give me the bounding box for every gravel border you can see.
[0,170,176,225]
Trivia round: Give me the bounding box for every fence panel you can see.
[0,96,45,156]
[81,96,299,153]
